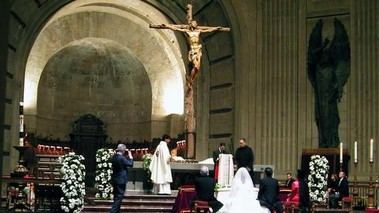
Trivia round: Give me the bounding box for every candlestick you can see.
[367,161,375,208]
[19,137,24,146]
[340,142,343,163]
[352,161,359,206]
[370,139,374,163]
[354,141,358,163]
[19,102,24,146]
[20,115,24,132]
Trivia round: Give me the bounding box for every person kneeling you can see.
[258,167,283,213]
[194,166,223,213]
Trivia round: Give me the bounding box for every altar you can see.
[127,161,274,191]
[127,160,213,190]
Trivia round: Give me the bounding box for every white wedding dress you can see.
[221,168,270,213]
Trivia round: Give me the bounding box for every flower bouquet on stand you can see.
[59,152,86,213]
[308,155,329,207]
[142,153,153,191]
[94,148,114,200]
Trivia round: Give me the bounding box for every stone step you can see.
[92,198,175,206]
[88,194,176,200]
[122,194,176,199]
[83,193,176,213]
[83,205,173,212]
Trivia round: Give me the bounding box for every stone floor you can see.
[1,190,374,213]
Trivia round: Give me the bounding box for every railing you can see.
[279,180,379,208]
[350,181,379,208]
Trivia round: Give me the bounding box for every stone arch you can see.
[16,0,237,157]
[37,38,152,140]
[23,0,187,140]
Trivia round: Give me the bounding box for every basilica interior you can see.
[0,0,378,212]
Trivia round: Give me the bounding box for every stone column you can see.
[0,0,9,197]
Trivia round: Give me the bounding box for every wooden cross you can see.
[150,2,230,158]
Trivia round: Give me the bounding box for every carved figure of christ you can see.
[149,4,230,158]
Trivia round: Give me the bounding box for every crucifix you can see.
[150,2,230,158]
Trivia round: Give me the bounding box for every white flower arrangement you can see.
[95,148,114,200]
[142,153,152,173]
[142,153,154,190]
[307,155,329,203]
[59,152,86,213]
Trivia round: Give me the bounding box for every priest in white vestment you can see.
[149,134,173,194]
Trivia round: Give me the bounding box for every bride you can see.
[222,167,270,213]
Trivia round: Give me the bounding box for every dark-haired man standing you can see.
[213,143,227,181]
[235,138,254,179]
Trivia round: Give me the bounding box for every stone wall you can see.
[228,0,379,179]
[2,0,378,179]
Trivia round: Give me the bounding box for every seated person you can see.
[329,171,349,208]
[258,167,283,213]
[224,167,269,213]
[194,166,223,213]
[327,173,338,199]
[285,175,299,203]
[285,172,295,188]
[284,170,309,212]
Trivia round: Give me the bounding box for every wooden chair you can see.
[341,195,353,211]
[193,200,211,213]
[284,201,299,213]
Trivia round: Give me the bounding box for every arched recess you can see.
[37,38,152,140]
[23,0,186,140]
[16,0,237,158]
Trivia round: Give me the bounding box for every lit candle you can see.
[19,137,24,146]
[370,139,374,163]
[354,141,358,163]
[340,142,343,163]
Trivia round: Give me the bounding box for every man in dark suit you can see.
[234,138,254,180]
[110,144,134,213]
[258,167,283,213]
[213,143,227,181]
[329,171,349,208]
[194,166,223,213]
[337,171,349,198]
[213,143,227,164]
